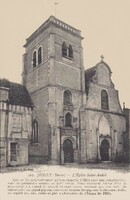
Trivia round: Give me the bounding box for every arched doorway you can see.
[100,139,110,161]
[63,139,74,163]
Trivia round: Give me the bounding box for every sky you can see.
[0,0,130,108]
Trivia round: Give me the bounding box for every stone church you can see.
[0,16,130,167]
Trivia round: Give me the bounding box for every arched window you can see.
[101,90,109,110]
[38,47,42,65]
[64,90,72,105]
[62,42,67,57]
[69,45,73,58]
[33,51,37,68]
[65,112,72,127]
[32,119,38,143]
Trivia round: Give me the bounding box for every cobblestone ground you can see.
[1,162,130,173]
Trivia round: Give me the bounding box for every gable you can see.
[96,61,114,87]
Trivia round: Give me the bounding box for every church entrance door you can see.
[100,139,109,161]
[63,139,74,163]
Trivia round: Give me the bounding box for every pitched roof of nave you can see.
[0,79,33,107]
[85,66,96,95]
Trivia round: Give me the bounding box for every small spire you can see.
[100,55,104,61]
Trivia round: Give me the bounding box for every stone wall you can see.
[123,108,130,162]
[29,87,50,163]
[85,109,126,162]
[23,17,84,164]
[85,62,126,162]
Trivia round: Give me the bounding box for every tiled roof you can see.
[0,79,33,107]
[85,67,96,95]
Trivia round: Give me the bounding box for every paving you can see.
[0,162,129,173]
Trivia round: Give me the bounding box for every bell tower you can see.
[22,16,86,164]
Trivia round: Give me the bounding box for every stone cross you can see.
[101,55,104,61]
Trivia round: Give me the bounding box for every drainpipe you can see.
[5,101,9,166]
[96,128,99,163]
[59,126,61,165]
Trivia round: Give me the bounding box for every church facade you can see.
[0,16,129,167]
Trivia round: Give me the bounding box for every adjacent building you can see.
[123,108,130,162]
[0,79,33,167]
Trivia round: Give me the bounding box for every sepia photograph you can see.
[0,0,130,199]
